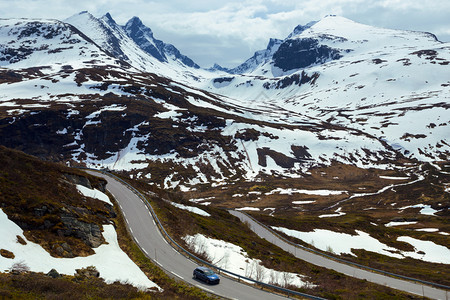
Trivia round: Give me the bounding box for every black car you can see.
[193,266,220,284]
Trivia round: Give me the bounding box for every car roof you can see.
[196,266,211,271]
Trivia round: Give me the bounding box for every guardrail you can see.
[238,211,450,292]
[86,168,325,300]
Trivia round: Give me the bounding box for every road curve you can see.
[87,171,291,300]
[229,210,449,300]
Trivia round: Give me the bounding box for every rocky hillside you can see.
[0,146,114,257]
[0,14,448,191]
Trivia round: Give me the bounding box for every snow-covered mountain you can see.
[64,11,207,83]
[219,15,443,78]
[200,15,449,164]
[0,17,120,70]
[227,38,283,74]
[226,20,318,75]
[0,14,448,189]
[124,16,199,69]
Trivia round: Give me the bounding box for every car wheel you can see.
[206,279,210,284]
[193,273,197,279]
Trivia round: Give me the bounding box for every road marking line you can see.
[130,228,134,234]
[172,272,183,280]
[196,285,214,294]
[172,248,178,254]
[135,237,140,244]
[157,230,167,244]
[143,249,149,255]
[155,261,162,267]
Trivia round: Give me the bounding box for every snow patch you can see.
[292,200,316,204]
[272,226,450,264]
[385,221,418,227]
[236,207,260,211]
[76,184,112,205]
[319,207,346,218]
[266,188,345,196]
[170,202,210,217]
[0,209,159,291]
[183,233,311,288]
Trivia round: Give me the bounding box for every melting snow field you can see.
[399,204,439,216]
[236,207,260,211]
[385,221,418,227]
[272,226,450,264]
[183,233,311,288]
[292,200,316,205]
[266,188,346,196]
[76,184,112,205]
[319,207,346,218]
[0,209,159,291]
[169,202,211,217]
[379,176,410,180]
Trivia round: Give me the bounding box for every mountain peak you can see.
[101,12,117,25]
[122,15,199,68]
[128,16,142,25]
[207,63,230,72]
[287,20,317,39]
[125,16,153,36]
[66,10,95,22]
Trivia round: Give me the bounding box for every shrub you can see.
[10,261,30,273]
[0,249,15,259]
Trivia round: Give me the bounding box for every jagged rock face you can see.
[262,71,320,89]
[124,16,200,68]
[273,38,342,71]
[229,38,282,74]
[124,17,166,62]
[60,214,103,248]
[64,11,201,76]
[287,21,318,38]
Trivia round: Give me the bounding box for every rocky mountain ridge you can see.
[0,14,448,190]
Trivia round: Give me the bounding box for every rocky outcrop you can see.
[273,38,342,71]
[47,268,61,278]
[75,266,100,278]
[60,214,104,248]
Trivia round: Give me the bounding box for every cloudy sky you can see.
[2,0,449,68]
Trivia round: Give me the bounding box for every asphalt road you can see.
[229,210,449,300]
[87,171,290,300]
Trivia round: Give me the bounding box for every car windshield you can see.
[204,269,214,276]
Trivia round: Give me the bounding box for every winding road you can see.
[88,171,291,300]
[230,211,449,300]
[88,170,448,300]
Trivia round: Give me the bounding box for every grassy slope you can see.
[249,163,450,286]
[0,145,113,257]
[0,146,214,299]
[121,175,422,300]
[180,161,449,286]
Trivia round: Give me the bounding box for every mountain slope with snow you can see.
[0,17,119,70]
[0,14,448,189]
[200,15,450,164]
[64,11,207,84]
[124,16,200,69]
